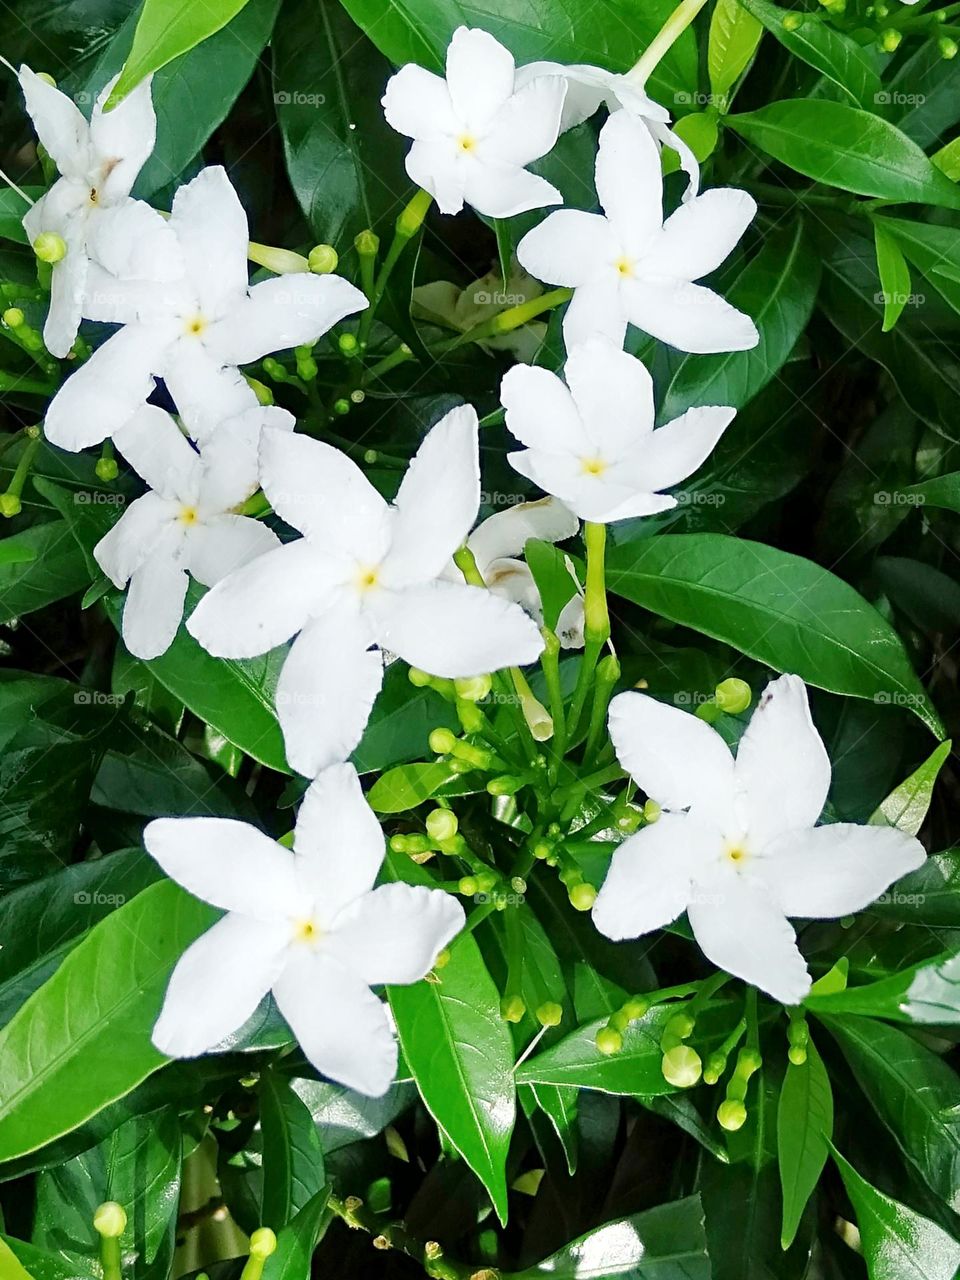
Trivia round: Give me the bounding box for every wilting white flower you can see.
[43,165,367,451]
[95,403,287,659]
[147,763,464,1096]
[517,111,759,353]
[514,61,700,197]
[188,405,544,777]
[501,337,733,522]
[593,675,926,1004]
[18,68,179,358]
[382,26,566,218]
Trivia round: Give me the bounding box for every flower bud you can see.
[623,997,649,1022]
[332,396,350,414]
[247,242,309,274]
[664,1012,696,1040]
[703,1051,727,1085]
[568,882,596,912]
[714,677,751,715]
[456,698,485,733]
[249,1229,277,1259]
[33,232,67,264]
[458,875,478,896]
[244,375,274,405]
[662,1045,702,1088]
[782,12,803,29]
[338,332,360,358]
[500,994,525,1023]
[429,727,456,755]
[426,808,458,841]
[717,1099,747,1131]
[96,456,119,482]
[596,1026,622,1055]
[0,494,22,518]
[610,1008,631,1033]
[3,307,24,328]
[533,840,552,860]
[455,674,492,701]
[536,1001,563,1027]
[94,1202,127,1238]
[354,229,380,257]
[788,1044,808,1066]
[939,35,958,58]
[643,799,661,824]
[879,27,901,51]
[487,775,526,796]
[308,244,338,274]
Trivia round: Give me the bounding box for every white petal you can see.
[329,883,464,984]
[198,405,294,510]
[86,200,183,283]
[626,278,759,354]
[557,591,585,648]
[19,67,89,178]
[404,139,466,215]
[186,516,280,588]
[608,691,734,817]
[273,950,397,1097]
[446,27,515,130]
[383,404,480,588]
[485,75,566,166]
[113,403,201,500]
[44,219,87,358]
[463,163,562,219]
[89,74,157,202]
[649,121,700,199]
[169,166,249,316]
[631,405,735,494]
[187,538,336,658]
[122,548,190,659]
[467,497,579,570]
[259,428,391,560]
[584,488,677,523]
[382,64,458,139]
[758,823,925,919]
[735,675,830,846]
[593,813,718,940]
[484,558,544,618]
[295,762,385,915]
[82,263,180,325]
[94,491,179,587]
[164,338,258,440]
[595,111,663,253]
[515,61,608,131]
[517,209,617,288]
[276,612,384,778]
[654,189,757,282]
[153,914,290,1057]
[205,274,367,366]
[562,279,628,350]
[43,322,171,450]
[687,865,810,1005]
[507,448,627,522]
[564,337,655,455]
[372,580,544,677]
[500,364,591,454]
[144,816,300,916]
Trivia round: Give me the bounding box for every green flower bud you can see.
[244,375,274,405]
[355,229,380,258]
[662,1045,702,1088]
[533,840,552,860]
[455,674,492,701]
[262,357,287,381]
[487,774,525,796]
[426,808,458,841]
[788,1044,808,1066]
[3,307,24,328]
[623,998,649,1022]
[714,677,751,715]
[568,882,597,912]
[249,1228,277,1259]
[939,35,958,59]
[338,332,360,357]
[389,834,409,853]
[0,493,22,518]
[33,232,67,264]
[782,12,803,29]
[247,242,309,274]
[717,1099,747,1131]
[738,1047,763,1075]
[703,1051,727,1085]
[596,1026,623,1055]
[610,1009,631,1033]
[665,1012,696,1040]
[643,799,661,824]
[879,27,901,51]
[536,1001,563,1027]
[500,994,525,1023]
[429,725,456,757]
[96,457,119,482]
[458,875,479,896]
[93,1202,127,1238]
[308,244,339,274]
[456,698,485,733]
[408,667,432,687]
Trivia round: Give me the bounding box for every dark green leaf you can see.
[259,1070,326,1230]
[869,740,951,835]
[112,0,254,100]
[777,1036,833,1249]
[874,222,912,333]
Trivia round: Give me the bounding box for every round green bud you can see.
[717,1099,747,1131]
[939,35,958,58]
[879,27,901,51]
[3,307,24,328]
[93,1202,127,1238]
[33,232,67,264]
[426,808,458,841]
[875,0,889,14]
[262,357,286,381]
[715,677,751,715]
[703,1053,726,1086]
[0,493,22,518]
[533,840,552,860]
[455,673,492,701]
[623,998,649,1022]
[596,1026,623,1055]
[95,457,119,482]
[610,1009,631,1033]
[500,994,525,1023]
[244,375,274,406]
[36,71,57,87]
[782,12,803,29]
[642,799,661,824]
[738,1047,763,1074]
[339,332,360,356]
[665,1012,695,1040]
[569,882,597,912]
[389,834,409,853]
[458,876,479,897]
[308,244,338,274]
[475,871,496,893]
[536,1001,563,1027]
[662,1045,703,1088]
[457,699,484,733]
[434,948,450,970]
[333,398,351,416]
[364,449,378,465]
[354,229,380,256]
[408,667,432,687]
[429,727,457,755]
[788,1044,808,1066]
[249,1228,277,1259]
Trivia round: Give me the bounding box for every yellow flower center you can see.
[178,505,199,525]
[724,840,750,866]
[615,257,635,277]
[457,134,477,152]
[88,187,99,205]
[184,314,207,337]
[580,456,607,477]
[356,564,380,592]
[292,918,322,944]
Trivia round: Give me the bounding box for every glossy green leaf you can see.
[525,537,579,635]
[708,0,763,105]
[0,881,216,1162]
[871,850,960,926]
[806,952,960,1025]
[0,1237,94,1280]
[0,520,88,625]
[111,0,254,101]
[367,760,460,813]
[870,217,960,319]
[0,189,42,244]
[261,1189,333,1280]
[259,1070,326,1231]
[832,1147,960,1280]
[604,533,942,736]
[933,135,960,181]
[727,101,960,208]
[869,739,951,835]
[874,222,913,333]
[777,1036,833,1249]
[289,1078,413,1154]
[903,472,960,513]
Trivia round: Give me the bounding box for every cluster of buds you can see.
[595,995,650,1055]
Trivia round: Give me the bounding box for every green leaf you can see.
[111,0,254,102]
[525,537,579,635]
[387,894,515,1223]
[902,472,960,513]
[832,1147,960,1280]
[874,222,913,333]
[869,739,951,835]
[259,1070,327,1231]
[0,188,43,245]
[822,1015,960,1211]
[0,881,216,1163]
[777,1036,833,1250]
[806,953,960,1025]
[1,1237,95,1280]
[505,1195,710,1278]
[870,849,960,926]
[367,761,460,813]
[727,100,960,208]
[604,532,942,736]
[261,1189,333,1280]
[933,135,960,181]
[0,520,88,625]
[0,538,36,565]
[708,0,763,105]
[352,664,458,775]
[737,0,882,108]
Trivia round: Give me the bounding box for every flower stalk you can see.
[626,0,711,86]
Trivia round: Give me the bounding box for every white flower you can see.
[382,27,567,218]
[593,675,926,1004]
[147,762,464,1096]
[514,61,700,197]
[94,402,289,659]
[517,111,759,353]
[187,405,545,777]
[42,165,367,451]
[18,68,180,359]
[501,337,734,523]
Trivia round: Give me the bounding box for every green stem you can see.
[583,652,620,767]
[567,522,610,739]
[358,189,432,349]
[540,627,566,765]
[627,0,711,86]
[445,286,573,351]
[99,1237,122,1280]
[363,342,414,383]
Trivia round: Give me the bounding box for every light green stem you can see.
[627,0,711,86]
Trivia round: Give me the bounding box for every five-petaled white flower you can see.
[18,68,179,358]
[517,111,759,353]
[147,763,464,1096]
[593,675,926,1004]
[501,337,734,522]
[188,405,545,777]
[43,165,367,451]
[95,402,289,659]
[382,27,567,218]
